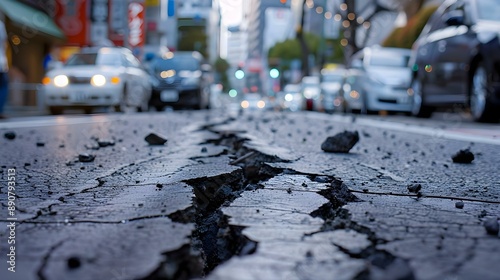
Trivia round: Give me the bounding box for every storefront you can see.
[0,0,65,106]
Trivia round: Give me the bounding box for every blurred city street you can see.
[1,0,500,279]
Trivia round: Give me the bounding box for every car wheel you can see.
[83,107,93,114]
[470,64,497,122]
[411,77,433,118]
[115,86,128,113]
[49,106,63,115]
[137,98,149,112]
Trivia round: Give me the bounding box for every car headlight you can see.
[53,75,69,87]
[303,89,319,99]
[91,75,106,87]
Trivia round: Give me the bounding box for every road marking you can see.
[0,115,113,129]
[310,113,500,146]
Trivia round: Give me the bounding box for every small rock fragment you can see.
[407,183,422,193]
[201,147,207,153]
[452,149,474,164]
[484,218,499,235]
[455,201,464,209]
[321,131,359,153]
[67,256,81,269]
[36,142,45,147]
[4,131,16,140]
[145,133,168,145]
[97,140,115,147]
[78,153,96,163]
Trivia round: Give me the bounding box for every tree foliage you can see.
[382,5,438,49]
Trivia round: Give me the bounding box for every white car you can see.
[43,47,152,114]
[346,47,413,114]
[301,76,321,111]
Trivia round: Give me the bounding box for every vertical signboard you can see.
[109,0,127,46]
[128,2,145,58]
[90,0,109,44]
[55,0,88,46]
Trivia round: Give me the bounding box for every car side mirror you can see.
[444,10,465,26]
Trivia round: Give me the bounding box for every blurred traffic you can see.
[0,0,498,123]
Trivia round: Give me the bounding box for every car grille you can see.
[157,78,181,89]
[69,76,91,84]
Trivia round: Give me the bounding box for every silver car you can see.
[345,47,413,114]
[43,47,152,114]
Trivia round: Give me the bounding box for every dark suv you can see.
[409,0,500,122]
[148,51,210,110]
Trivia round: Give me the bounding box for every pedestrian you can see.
[0,18,8,119]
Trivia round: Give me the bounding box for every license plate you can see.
[161,90,178,102]
[70,91,87,103]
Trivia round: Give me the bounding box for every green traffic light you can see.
[270,68,279,79]
[235,69,245,79]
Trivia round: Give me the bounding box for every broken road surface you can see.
[0,111,499,280]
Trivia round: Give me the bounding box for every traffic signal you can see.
[269,68,280,79]
[235,67,245,79]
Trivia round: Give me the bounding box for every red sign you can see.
[128,2,145,50]
[55,0,89,46]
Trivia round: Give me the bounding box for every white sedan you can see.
[43,47,151,114]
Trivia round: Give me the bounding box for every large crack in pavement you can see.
[142,118,416,279]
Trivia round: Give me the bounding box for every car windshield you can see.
[322,74,344,83]
[476,0,500,21]
[65,53,122,66]
[369,54,409,68]
[153,56,200,72]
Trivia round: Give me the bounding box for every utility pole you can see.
[297,0,310,77]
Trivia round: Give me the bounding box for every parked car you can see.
[276,84,303,112]
[240,93,268,111]
[320,68,346,113]
[43,47,152,114]
[409,0,500,122]
[345,46,413,114]
[301,76,321,111]
[341,69,366,113]
[148,51,210,110]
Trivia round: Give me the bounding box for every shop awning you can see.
[0,0,65,40]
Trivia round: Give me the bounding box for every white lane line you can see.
[309,113,500,146]
[0,115,113,129]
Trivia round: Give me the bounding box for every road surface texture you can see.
[0,110,499,280]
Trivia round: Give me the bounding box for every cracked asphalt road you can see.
[0,110,499,280]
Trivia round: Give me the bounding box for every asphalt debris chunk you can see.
[452,149,474,164]
[4,131,16,140]
[78,153,96,163]
[407,183,422,193]
[321,130,359,153]
[36,142,45,147]
[484,218,499,236]
[145,133,168,145]
[67,256,81,269]
[455,201,464,209]
[97,139,115,147]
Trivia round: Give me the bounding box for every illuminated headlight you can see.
[257,100,265,108]
[241,100,249,108]
[91,75,106,87]
[53,75,69,87]
[303,89,319,99]
[285,93,293,102]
